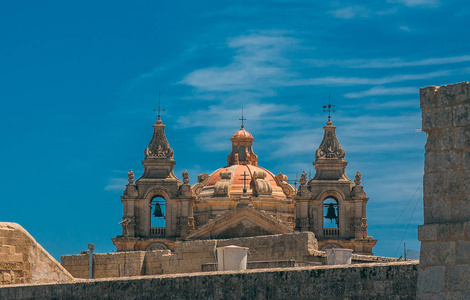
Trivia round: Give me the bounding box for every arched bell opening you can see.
[150,196,166,237]
[323,197,339,229]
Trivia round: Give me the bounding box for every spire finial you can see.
[153,91,165,122]
[239,107,246,129]
[323,92,335,124]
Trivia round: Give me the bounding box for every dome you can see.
[232,128,253,139]
[198,164,287,199]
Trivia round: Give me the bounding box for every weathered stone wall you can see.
[62,232,324,279]
[418,82,470,298]
[0,261,418,300]
[0,222,74,285]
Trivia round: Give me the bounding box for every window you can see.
[323,197,339,228]
[151,197,166,227]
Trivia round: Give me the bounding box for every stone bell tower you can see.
[112,113,194,251]
[295,116,377,254]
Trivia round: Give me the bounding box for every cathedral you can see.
[112,109,377,255]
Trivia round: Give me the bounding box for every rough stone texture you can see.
[0,222,74,285]
[0,261,418,300]
[418,82,470,298]
[62,232,397,279]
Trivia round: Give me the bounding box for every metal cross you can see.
[239,171,250,194]
[239,107,246,128]
[153,91,165,120]
[323,92,335,122]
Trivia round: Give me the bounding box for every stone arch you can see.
[144,186,171,203]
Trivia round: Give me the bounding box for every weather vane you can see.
[239,107,246,128]
[153,91,165,121]
[323,92,335,122]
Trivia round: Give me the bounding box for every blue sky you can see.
[1,0,469,260]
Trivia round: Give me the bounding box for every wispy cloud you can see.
[180,33,297,95]
[330,5,370,19]
[388,0,439,7]
[305,55,470,68]
[344,86,417,98]
[104,178,128,192]
[289,71,449,86]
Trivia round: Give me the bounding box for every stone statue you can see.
[299,171,307,186]
[182,170,189,184]
[354,171,362,185]
[128,170,135,184]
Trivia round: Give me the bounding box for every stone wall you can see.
[418,82,470,298]
[62,232,320,279]
[0,222,74,285]
[0,261,418,300]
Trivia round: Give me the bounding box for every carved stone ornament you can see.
[146,242,169,251]
[182,170,189,184]
[252,171,272,196]
[315,127,345,160]
[299,171,307,186]
[274,173,296,198]
[145,125,174,159]
[354,171,362,185]
[128,169,135,184]
[214,171,232,196]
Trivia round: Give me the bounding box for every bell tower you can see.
[112,108,195,252]
[295,114,377,255]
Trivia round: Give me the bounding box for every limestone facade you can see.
[417,82,470,298]
[113,112,376,254]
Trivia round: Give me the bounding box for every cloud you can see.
[305,55,470,68]
[289,70,449,87]
[388,0,439,7]
[330,6,369,19]
[104,178,128,192]
[180,33,297,95]
[176,102,310,152]
[344,86,417,98]
[399,25,410,32]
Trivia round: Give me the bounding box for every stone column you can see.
[417,82,470,298]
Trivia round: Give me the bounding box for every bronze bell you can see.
[153,203,164,218]
[325,203,338,223]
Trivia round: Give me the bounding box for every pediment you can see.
[185,206,292,240]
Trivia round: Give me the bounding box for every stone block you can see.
[437,82,470,106]
[420,86,439,108]
[425,151,460,173]
[417,265,445,293]
[418,224,437,241]
[457,240,470,264]
[454,104,470,126]
[440,128,454,150]
[423,173,441,199]
[446,264,470,291]
[454,126,470,149]
[443,172,461,196]
[423,198,451,223]
[422,107,452,131]
[420,241,455,266]
[452,195,470,222]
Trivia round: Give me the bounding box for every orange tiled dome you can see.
[232,128,253,139]
[198,164,286,199]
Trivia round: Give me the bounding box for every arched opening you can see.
[323,197,339,229]
[150,196,166,237]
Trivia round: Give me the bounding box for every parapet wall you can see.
[0,261,418,300]
[418,82,470,298]
[0,222,74,285]
[62,232,321,278]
